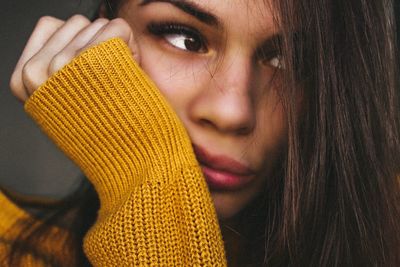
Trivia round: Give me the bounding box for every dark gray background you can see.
[1,1,399,198]
[0,0,100,197]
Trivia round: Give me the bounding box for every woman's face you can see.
[114,0,286,220]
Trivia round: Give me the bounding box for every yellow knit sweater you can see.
[0,38,227,266]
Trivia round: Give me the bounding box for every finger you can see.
[81,18,140,64]
[10,16,64,102]
[22,15,91,95]
[48,18,109,76]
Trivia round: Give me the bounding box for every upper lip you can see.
[192,144,256,176]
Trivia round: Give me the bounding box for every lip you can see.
[193,144,256,191]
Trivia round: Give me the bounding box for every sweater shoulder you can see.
[0,189,29,265]
[0,189,75,266]
[0,189,30,235]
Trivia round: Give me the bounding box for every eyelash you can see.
[147,22,283,69]
[147,22,208,53]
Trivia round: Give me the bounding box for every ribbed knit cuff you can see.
[24,38,198,209]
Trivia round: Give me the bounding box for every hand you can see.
[10,15,140,103]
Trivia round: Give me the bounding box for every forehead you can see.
[139,0,279,39]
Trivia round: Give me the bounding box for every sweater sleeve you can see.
[24,38,227,266]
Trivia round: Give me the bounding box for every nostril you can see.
[198,116,255,136]
[199,118,216,129]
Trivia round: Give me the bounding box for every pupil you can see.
[184,37,201,51]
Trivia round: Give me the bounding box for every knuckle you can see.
[22,60,42,90]
[9,73,19,92]
[36,16,58,27]
[69,14,90,25]
[49,53,69,73]
[109,18,131,33]
[94,18,109,25]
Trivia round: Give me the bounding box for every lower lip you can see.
[201,165,254,191]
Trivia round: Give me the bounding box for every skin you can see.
[10,0,287,222]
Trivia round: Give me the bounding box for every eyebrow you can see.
[139,0,220,26]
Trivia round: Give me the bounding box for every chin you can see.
[211,190,259,221]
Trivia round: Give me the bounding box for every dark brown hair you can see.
[269,0,400,265]
[6,0,400,266]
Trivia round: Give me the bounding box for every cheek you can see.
[252,88,287,165]
[136,41,208,117]
[263,102,287,148]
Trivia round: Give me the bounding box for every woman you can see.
[1,0,399,266]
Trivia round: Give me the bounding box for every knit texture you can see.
[0,38,227,266]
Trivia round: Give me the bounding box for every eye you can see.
[147,22,208,53]
[164,34,203,52]
[257,37,285,70]
[265,55,285,69]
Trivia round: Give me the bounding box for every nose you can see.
[189,54,257,135]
